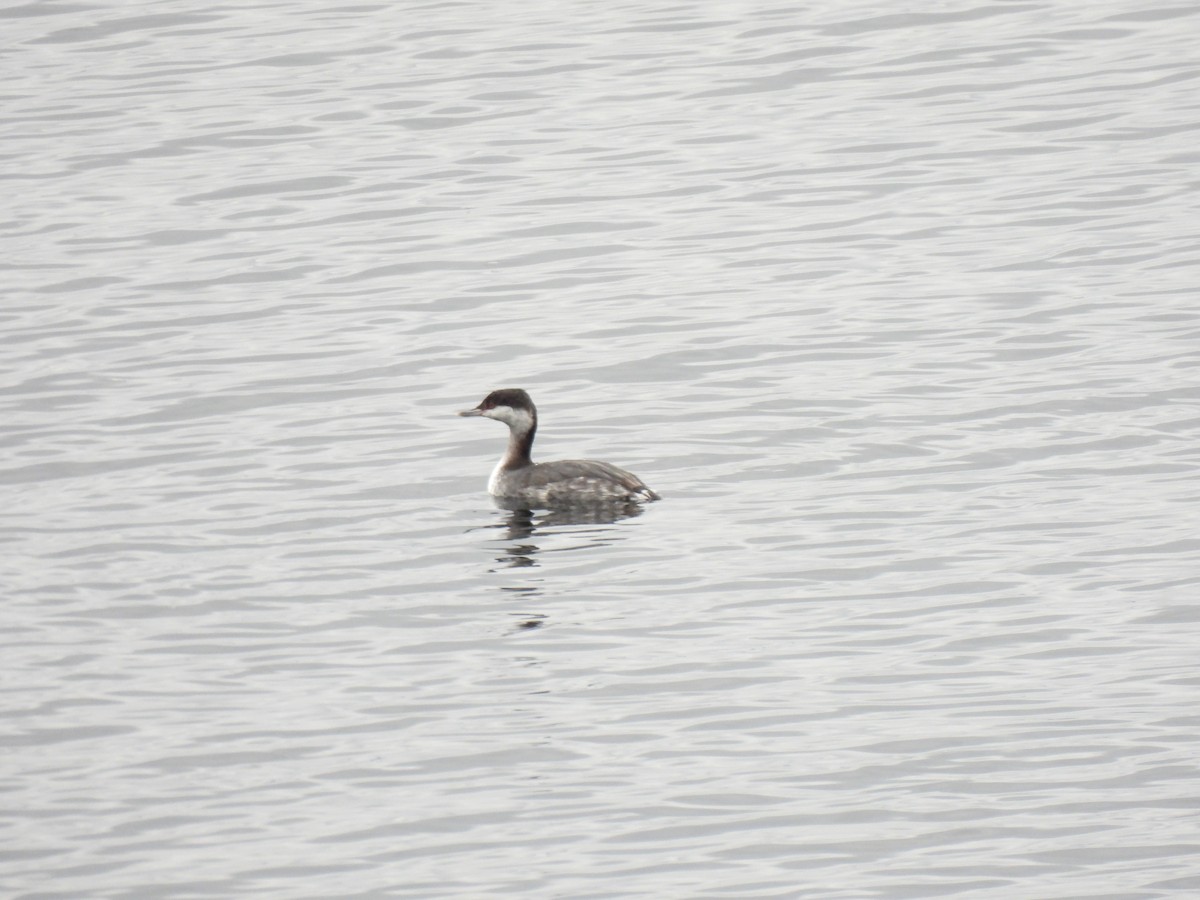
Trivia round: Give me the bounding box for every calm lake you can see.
[5,1,1200,897]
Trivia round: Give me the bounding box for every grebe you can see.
[458,388,660,507]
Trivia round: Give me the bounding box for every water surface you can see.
[4,1,1200,897]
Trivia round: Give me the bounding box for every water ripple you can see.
[4,0,1200,897]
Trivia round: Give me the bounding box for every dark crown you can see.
[477,388,534,412]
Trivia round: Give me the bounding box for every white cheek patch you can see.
[510,408,533,431]
[485,406,533,431]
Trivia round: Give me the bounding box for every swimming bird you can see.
[459,388,660,508]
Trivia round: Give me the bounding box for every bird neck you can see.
[502,416,536,469]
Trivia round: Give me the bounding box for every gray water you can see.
[5,1,1200,897]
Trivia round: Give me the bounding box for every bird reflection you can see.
[473,501,645,631]
[492,500,643,556]
[496,499,644,544]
